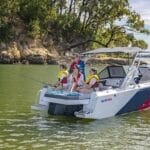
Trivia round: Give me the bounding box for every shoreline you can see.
[0,57,130,65]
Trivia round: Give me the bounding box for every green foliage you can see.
[0,0,149,49]
[0,0,20,41]
[27,20,41,38]
[132,40,148,49]
[0,23,12,42]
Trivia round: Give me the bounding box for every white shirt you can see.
[69,73,84,86]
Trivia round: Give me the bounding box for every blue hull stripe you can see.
[116,88,150,115]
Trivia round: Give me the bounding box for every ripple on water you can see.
[39,139,49,142]
[11,123,36,127]
[0,118,25,126]
[37,123,51,130]
[16,146,26,150]
[0,140,3,143]
[3,129,15,132]
[32,143,47,148]
[0,118,22,121]
[10,133,24,137]
[6,110,16,113]
[5,138,18,142]
[125,145,149,150]
[47,139,58,143]
[0,143,16,149]
[20,140,36,144]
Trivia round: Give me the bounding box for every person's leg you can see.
[55,86,63,90]
[70,82,77,92]
[79,88,92,93]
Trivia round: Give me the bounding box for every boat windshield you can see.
[99,66,126,79]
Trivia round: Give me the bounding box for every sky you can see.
[129,0,150,48]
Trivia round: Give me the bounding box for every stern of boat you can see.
[31,85,49,111]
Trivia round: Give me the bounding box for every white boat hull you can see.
[31,83,150,119]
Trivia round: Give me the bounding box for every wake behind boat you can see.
[31,47,150,119]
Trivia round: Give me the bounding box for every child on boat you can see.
[77,68,100,93]
[53,64,69,89]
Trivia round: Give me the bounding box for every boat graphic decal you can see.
[116,88,150,115]
[139,98,150,110]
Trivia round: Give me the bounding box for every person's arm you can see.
[69,62,75,74]
[68,65,72,74]
[59,74,66,81]
[68,74,74,91]
[53,80,60,87]
[87,78,97,88]
[78,74,85,86]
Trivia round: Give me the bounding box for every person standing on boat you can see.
[53,64,69,89]
[69,64,84,92]
[78,68,100,93]
[69,54,85,80]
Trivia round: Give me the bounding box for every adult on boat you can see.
[69,64,84,92]
[53,64,69,89]
[78,68,100,93]
[69,54,85,80]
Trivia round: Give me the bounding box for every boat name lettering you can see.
[101,98,112,103]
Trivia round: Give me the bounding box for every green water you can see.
[0,65,150,150]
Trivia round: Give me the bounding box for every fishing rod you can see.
[8,68,53,86]
[22,74,53,86]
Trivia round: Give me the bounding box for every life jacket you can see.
[57,70,68,84]
[86,74,99,88]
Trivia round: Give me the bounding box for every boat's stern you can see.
[31,87,91,116]
[31,85,49,111]
[44,91,90,116]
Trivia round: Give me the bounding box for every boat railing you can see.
[120,50,150,89]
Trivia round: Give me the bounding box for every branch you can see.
[63,39,107,51]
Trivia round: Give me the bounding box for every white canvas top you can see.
[82,47,142,55]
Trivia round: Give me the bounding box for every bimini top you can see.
[82,47,141,55]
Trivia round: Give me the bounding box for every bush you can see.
[0,23,12,42]
[27,20,41,38]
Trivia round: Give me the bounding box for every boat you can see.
[31,47,150,119]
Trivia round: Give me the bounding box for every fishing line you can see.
[8,68,52,86]
[22,74,49,85]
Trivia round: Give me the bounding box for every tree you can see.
[0,0,149,50]
[0,0,20,41]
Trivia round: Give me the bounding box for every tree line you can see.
[0,0,149,50]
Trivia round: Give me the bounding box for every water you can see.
[0,65,150,150]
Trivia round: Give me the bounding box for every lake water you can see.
[0,65,150,150]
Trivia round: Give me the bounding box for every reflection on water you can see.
[0,65,150,150]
